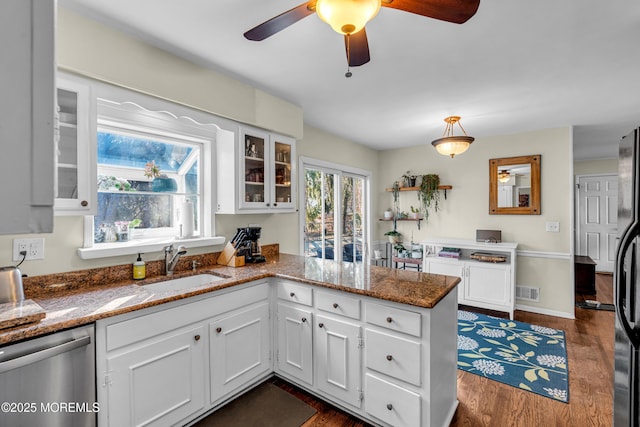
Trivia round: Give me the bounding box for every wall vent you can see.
[516,286,540,302]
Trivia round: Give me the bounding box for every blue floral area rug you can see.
[457,310,569,403]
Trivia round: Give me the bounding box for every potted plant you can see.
[384,230,402,244]
[418,174,441,221]
[409,205,422,219]
[402,171,418,187]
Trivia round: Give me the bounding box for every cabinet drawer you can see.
[365,302,421,337]
[365,373,421,427]
[276,281,313,306]
[316,290,360,320]
[365,329,421,386]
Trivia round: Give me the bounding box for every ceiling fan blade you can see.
[381,0,480,24]
[345,28,370,67]
[244,2,317,41]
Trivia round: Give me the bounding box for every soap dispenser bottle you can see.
[133,253,146,280]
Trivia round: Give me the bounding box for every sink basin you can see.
[139,274,226,293]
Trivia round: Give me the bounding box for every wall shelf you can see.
[379,218,422,230]
[385,185,452,199]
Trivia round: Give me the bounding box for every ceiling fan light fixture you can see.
[498,170,511,183]
[316,0,381,35]
[431,116,475,158]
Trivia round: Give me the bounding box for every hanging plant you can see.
[418,174,441,221]
[391,181,401,212]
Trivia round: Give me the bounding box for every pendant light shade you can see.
[431,116,474,158]
[316,0,381,35]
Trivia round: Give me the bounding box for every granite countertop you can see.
[0,253,459,346]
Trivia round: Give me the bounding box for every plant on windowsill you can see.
[418,174,441,221]
[145,160,177,192]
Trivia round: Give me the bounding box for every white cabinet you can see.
[209,301,271,404]
[216,125,296,214]
[96,282,271,427]
[423,238,518,319]
[276,302,314,385]
[316,314,362,409]
[104,324,207,427]
[0,0,55,234]
[55,75,97,215]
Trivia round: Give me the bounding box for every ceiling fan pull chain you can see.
[345,33,353,78]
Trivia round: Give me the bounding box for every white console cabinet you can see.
[423,238,517,319]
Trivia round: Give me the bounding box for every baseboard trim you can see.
[515,303,575,320]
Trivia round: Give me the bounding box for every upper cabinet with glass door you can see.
[55,75,97,215]
[217,126,296,214]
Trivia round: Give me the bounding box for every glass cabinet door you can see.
[240,128,269,209]
[271,136,295,209]
[55,78,94,215]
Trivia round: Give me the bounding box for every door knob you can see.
[194,334,201,341]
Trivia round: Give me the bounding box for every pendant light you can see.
[316,0,381,35]
[431,116,475,158]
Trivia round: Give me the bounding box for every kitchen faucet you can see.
[164,244,187,276]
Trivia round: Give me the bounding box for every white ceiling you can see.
[60,0,640,160]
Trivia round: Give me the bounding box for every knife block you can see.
[216,242,245,267]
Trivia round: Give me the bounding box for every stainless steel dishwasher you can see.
[0,324,96,427]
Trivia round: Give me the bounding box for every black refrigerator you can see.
[615,127,640,426]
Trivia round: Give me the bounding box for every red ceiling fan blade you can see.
[381,0,480,24]
[345,28,370,67]
[244,2,317,41]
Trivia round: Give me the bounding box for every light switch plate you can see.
[545,221,560,233]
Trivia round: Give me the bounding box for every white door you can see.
[209,302,271,404]
[315,314,362,409]
[577,174,618,272]
[276,303,313,384]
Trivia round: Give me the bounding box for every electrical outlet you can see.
[13,238,45,261]
[545,221,560,233]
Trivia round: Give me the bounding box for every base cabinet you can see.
[276,302,313,385]
[105,324,206,427]
[209,302,271,404]
[315,314,362,409]
[424,238,518,319]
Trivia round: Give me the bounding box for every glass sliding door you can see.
[302,162,368,263]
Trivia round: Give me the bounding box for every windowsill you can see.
[76,236,226,260]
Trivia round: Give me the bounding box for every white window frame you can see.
[298,156,371,263]
[77,84,226,259]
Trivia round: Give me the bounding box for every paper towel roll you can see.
[180,201,194,238]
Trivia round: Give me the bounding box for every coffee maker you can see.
[244,226,265,263]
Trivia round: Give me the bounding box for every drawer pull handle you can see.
[194,334,201,341]
[333,303,339,309]
[290,292,295,297]
[81,200,88,207]
[301,317,307,323]
[216,327,222,333]
[386,355,393,361]
[318,323,324,328]
[386,316,393,323]
[386,404,393,411]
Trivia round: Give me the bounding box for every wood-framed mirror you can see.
[489,155,541,215]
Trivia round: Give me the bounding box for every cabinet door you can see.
[0,0,55,234]
[209,302,271,404]
[465,263,511,306]
[426,258,464,303]
[270,134,295,210]
[106,324,206,427]
[55,77,96,214]
[276,303,313,385]
[316,314,362,409]
[239,127,270,209]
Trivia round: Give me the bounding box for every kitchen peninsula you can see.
[0,252,460,427]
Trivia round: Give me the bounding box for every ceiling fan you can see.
[244,0,480,72]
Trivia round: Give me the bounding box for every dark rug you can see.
[192,382,316,427]
[576,301,615,311]
[457,310,569,403]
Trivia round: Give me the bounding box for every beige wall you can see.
[574,158,618,176]
[378,127,574,316]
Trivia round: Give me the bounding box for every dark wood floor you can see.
[274,273,615,426]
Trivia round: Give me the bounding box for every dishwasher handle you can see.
[0,335,91,374]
